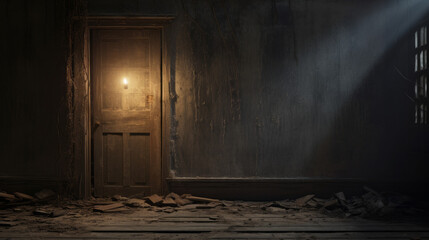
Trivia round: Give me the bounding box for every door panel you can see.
[103,133,123,185]
[92,29,161,197]
[129,133,150,185]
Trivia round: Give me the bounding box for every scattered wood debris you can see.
[0,188,420,219]
[0,190,41,209]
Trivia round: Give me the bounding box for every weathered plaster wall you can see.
[89,0,429,181]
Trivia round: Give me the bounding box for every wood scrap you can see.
[89,201,116,205]
[295,194,315,206]
[0,192,17,201]
[261,201,296,210]
[112,195,128,201]
[13,192,34,201]
[101,207,128,213]
[180,193,192,199]
[306,200,319,208]
[178,204,199,210]
[196,203,220,209]
[161,197,177,207]
[93,203,125,212]
[335,192,346,202]
[125,198,149,208]
[50,210,66,217]
[185,195,219,203]
[33,209,51,216]
[274,201,301,210]
[145,194,163,205]
[163,207,175,213]
[166,192,192,206]
[266,206,287,212]
[207,201,223,208]
[323,199,339,210]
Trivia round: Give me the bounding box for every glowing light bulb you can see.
[123,77,128,89]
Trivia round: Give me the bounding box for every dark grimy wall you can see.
[89,0,429,181]
[1,0,428,197]
[0,0,69,180]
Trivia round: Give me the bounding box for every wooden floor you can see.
[1,202,428,239]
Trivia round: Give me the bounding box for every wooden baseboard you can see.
[1,176,427,200]
[167,178,429,201]
[0,176,67,195]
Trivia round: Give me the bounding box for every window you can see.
[415,26,428,124]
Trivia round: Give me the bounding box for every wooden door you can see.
[91,29,161,197]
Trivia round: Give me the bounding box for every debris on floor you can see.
[0,186,425,224]
[0,187,427,240]
[0,190,52,209]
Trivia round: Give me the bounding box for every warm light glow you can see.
[123,78,128,85]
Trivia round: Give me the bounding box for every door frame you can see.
[81,16,174,198]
